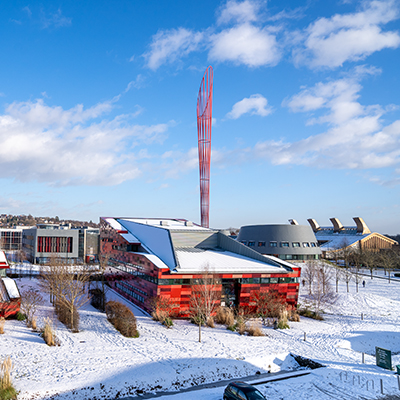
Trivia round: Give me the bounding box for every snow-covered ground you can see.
[1,267,400,400]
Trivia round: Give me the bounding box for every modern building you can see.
[237,221,321,261]
[308,217,398,258]
[0,228,23,252]
[22,224,99,264]
[0,251,20,318]
[100,217,301,314]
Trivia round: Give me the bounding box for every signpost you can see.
[376,347,392,370]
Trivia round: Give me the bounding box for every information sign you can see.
[376,347,392,370]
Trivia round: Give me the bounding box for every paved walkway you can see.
[120,369,312,399]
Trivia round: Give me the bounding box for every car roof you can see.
[229,381,259,392]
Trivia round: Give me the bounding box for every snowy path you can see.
[1,273,400,399]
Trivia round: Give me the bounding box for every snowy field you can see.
[1,267,400,400]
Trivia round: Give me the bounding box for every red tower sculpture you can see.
[197,66,213,228]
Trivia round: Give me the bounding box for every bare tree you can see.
[189,265,220,342]
[333,265,343,293]
[307,265,337,317]
[146,296,179,327]
[361,249,377,279]
[349,248,363,292]
[341,266,353,293]
[379,249,399,283]
[250,289,284,325]
[303,260,318,295]
[20,289,44,327]
[40,258,90,332]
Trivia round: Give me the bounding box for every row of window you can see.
[241,240,318,248]
[109,259,157,284]
[158,277,299,285]
[37,236,73,253]
[115,282,145,303]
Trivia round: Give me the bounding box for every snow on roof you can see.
[2,277,20,299]
[120,232,141,244]
[119,218,209,231]
[174,248,288,274]
[263,255,297,270]
[0,251,9,268]
[140,254,169,270]
[316,233,369,250]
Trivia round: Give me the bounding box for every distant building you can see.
[0,228,23,251]
[237,221,321,262]
[100,217,301,314]
[22,224,99,264]
[0,251,21,317]
[308,217,398,258]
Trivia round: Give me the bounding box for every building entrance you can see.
[221,279,239,308]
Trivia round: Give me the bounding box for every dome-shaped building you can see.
[237,222,321,261]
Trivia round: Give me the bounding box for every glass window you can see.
[253,277,260,284]
[303,242,310,247]
[260,278,270,284]
[292,242,300,247]
[248,241,255,247]
[237,390,246,400]
[270,277,278,283]
[311,242,316,247]
[247,389,266,400]
[270,241,277,247]
[258,241,266,247]
[240,241,247,245]
[280,242,289,247]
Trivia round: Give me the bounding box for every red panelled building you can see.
[0,251,21,318]
[100,218,301,315]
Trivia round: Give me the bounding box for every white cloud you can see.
[255,75,400,173]
[217,0,262,25]
[0,99,170,186]
[144,28,204,70]
[143,1,281,69]
[293,0,400,68]
[209,23,281,67]
[227,94,273,119]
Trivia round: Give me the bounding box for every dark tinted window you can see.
[246,389,265,399]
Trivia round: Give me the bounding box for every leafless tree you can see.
[20,289,44,327]
[250,289,284,325]
[333,265,343,293]
[361,249,378,279]
[378,249,399,283]
[303,260,318,295]
[307,265,337,317]
[189,265,220,342]
[341,266,353,293]
[349,248,363,292]
[40,257,90,332]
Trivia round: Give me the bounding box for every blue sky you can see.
[0,0,400,233]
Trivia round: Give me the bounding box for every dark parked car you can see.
[223,381,266,400]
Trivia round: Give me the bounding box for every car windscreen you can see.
[246,389,265,400]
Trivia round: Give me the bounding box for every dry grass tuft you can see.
[288,308,300,322]
[246,323,265,337]
[277,309,290,329]
[31,317,38,331]
[42,318,56,346]
[215,307,235,326]
[0,356,17,399]
[0,318,4,335]
[206,316,215,328]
